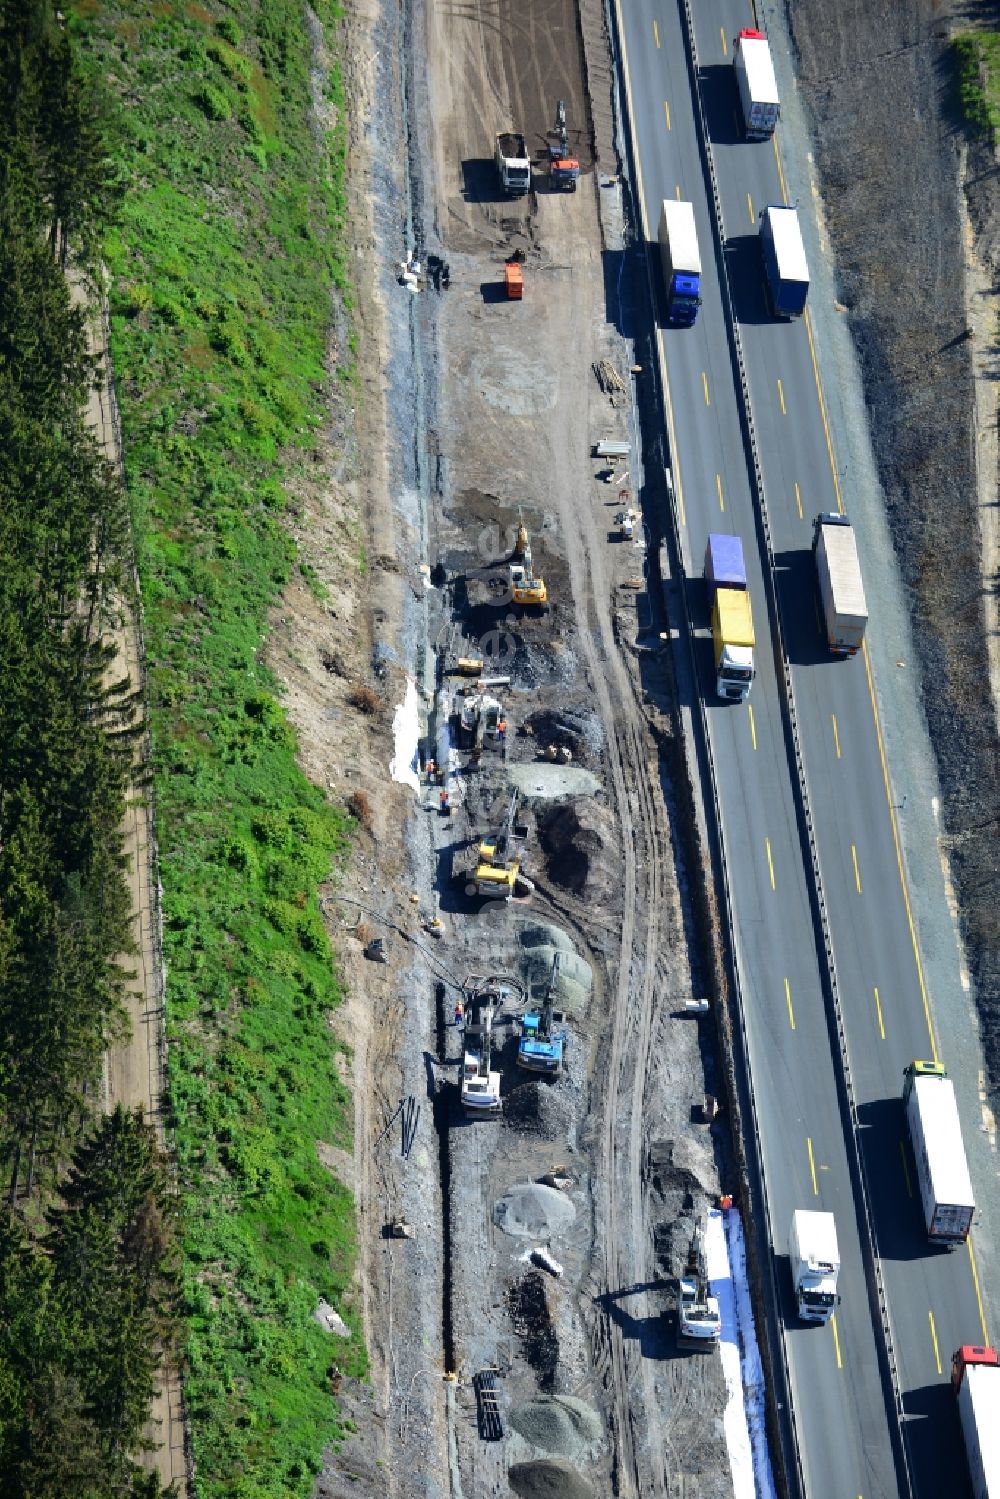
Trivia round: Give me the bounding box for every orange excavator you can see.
[548,101,580,192]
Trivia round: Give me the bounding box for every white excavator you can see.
[677,1221,721,1349]
[461,990,502,1116]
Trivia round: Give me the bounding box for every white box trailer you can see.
[733,29,780,140]
[813,513,868,655]
[953,1346,1000,1499]
[903,1061,975,1245]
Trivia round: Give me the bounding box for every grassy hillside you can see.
[954,30,1000,135]
[68,2,365,1494]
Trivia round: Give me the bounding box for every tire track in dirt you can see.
[538,242,670,1495]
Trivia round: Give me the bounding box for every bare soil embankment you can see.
[786,0,1000,1100]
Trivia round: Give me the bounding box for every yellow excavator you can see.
[475,788,523,900]
[510,520,548,607]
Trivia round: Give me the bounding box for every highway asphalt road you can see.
[614,1,990,1496]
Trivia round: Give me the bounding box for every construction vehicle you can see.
[788,1210,840,1323]
[474,788,525,900]
[903,1060,975,1245]
[495,131,531,195]
[458,691,503,751]
[813,512,868,656]
[677,1221,721,1348]
[952,1344,1000,1499]
[517,955,569,1075]
[547,100,580,191]
[509,524,548,607]
[504,258,524,300]
[461,988,502,1115]
[616,507,636,541]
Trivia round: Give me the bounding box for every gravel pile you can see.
[509,1395,603,1458]
[504,1080,575,1139]
[508,1458,595,1499]
[494,1181,576,1237]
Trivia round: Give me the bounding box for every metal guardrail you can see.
[603,5,803,1496]
[674,6,914,1496]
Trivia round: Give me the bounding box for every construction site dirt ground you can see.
[286,0,737,1496]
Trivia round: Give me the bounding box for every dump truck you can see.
[495,131,530,196]
[759,204,809,317]
[812,513,868,656]
[788,1210,840,1324]
[903,1060,975,1245]
[733,29,780,140]
[705,533,755,702]
[952,1345,1000,1499]
[658,200,702,327]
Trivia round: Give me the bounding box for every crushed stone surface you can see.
[507,1458,596,1499]
[494,1181,577,1238]
[509,1395,603,1458]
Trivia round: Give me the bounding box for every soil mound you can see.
[509,1271,558,1390]
[537,799,616,901]
[494,1182,576,1237]
[504,1080,574,1139]
[508,1459,595,1499]
[509,1395,603,1458]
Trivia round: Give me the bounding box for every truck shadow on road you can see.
[772,548,829,667]
[696,62,743,148]
[723,233,771,326]
[855,1097,935,1263]
[901,1380,966,1496]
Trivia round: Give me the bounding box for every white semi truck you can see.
[903,1060,975,1245]
[788,1210,840,1324]
[813,512,868,656]
[733,29,780,140]
[952,1345,1000,1499]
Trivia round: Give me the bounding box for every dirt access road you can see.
[316,0,733,1494]
[72,278,188,1493]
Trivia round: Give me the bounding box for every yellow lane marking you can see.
[676,474,686,529]
[850,843,862,894]
[861,642,938,1061]
[794,480,803,520]
[765,837,775,889]
[785,977,795,1030]
[653,18,660,47]
[716,473,725,512]
[777,378,787,415]
[675,184,682,201]
[702,370,710,405]
[746,191,754,223]
[831,1312,843,1370]
[807,1136,818,1195]
[772,134,789,203]
[831,713,841,759]
[928,1310,942,1376]
[900,1140,912,1197]
[720,26,728,56]
[968,1236,990,1344]
[873,986,886,1040]
[748,702,757,750]
[664,99,671,131]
